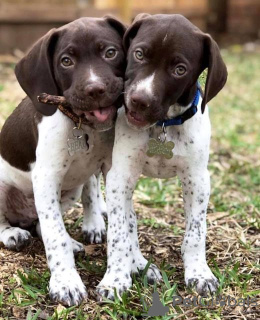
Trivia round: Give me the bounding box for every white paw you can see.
[185,264,219,296]
[49,268,87,306]
[71,238,85,255]
[96,270,132,300]
[0,227,32,251]
[82,214,106,244]
[132,258,162,284]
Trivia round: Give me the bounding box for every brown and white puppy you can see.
[98,14,227,299]
[0,16,126,306]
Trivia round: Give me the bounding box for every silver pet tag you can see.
[67,127,89,156]
[146,124,175,159]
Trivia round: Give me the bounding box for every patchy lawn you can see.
[0,46,259,320]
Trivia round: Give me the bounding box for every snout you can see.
[77,82,116,124]
[65,76,123,131]
[125,84,164,130]
[126,92,152,128]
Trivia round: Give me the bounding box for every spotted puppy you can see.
[98,14,227,298]
[0,16,125,306]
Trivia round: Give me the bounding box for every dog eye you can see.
[105,48,117,59]
[175,65,186,76]
[134,49,144,61]
[61,57,73,67]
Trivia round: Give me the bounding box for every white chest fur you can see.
[114,98,211,180]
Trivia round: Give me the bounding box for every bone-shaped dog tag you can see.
[67,127,89,156]
[67,137,89,156]
[146,138,175,159]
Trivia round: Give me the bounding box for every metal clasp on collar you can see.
[72,117,83,138]
[158,123,167,143]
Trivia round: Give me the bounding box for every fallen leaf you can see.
[207,212,230,222]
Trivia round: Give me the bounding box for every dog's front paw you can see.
[185,265,219,296]
[96,271,132,300]
[82,217,106,244]
[49,268,87,306]
[187,277,219,296]
[132,259,162,284]
[1,227,32,251]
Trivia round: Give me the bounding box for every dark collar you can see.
[156,87,201,127]
[58,105,89,126]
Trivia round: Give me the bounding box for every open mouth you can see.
[125,107,150,127]
[74,105,117,123]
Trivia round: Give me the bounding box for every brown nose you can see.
[130,93,150,109]
[85,83,105,99]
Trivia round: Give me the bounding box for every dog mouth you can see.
[125,106,150,128]
[73,105,117,123]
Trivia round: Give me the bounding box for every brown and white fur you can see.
[0,16,126,306]
[97,14,227,299]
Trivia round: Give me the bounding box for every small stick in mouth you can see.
[37,93,71,107]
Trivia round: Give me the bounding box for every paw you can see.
[49,268,87,306]
[83,228,106,244]
[71,238,85,256]
[1,227,32,251]
[187,277,219,296]
[132,259,162,284]
[82,216,106,244]
[185,265,219,296]
[96,271,132,300]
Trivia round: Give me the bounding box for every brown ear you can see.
[123,13,151,50]
[201,34,228,113]
[15,29,60,116]
[104,15,127,38]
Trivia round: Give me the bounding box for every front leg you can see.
[32,114,87,306]
[97,168,135,299]
[33,169,87,306]
[97,110,148,299]
[178,168,218,296]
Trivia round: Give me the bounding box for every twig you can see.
[37,93,70,107]
[173,307,199,319]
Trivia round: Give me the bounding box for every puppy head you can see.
[15,16,126,131]
[123,14,227,129]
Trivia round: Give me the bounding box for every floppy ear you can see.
[104,15,127,38]
[123,13,151,50]
[201,34,228,113]
[15,29,60,116]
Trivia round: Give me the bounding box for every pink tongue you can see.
[92,107,112,122]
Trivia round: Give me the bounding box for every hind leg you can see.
[60,186,83,213]
[0,181,32,251]
[82,175,106,244]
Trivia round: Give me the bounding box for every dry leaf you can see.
[207,212,230,222]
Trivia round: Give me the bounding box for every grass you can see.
[0,46,260,319]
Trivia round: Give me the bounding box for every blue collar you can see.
[156,87,201,127]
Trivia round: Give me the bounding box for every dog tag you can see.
[146,138,175,159]
[67,127,89,156]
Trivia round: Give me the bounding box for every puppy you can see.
[0,16,126,306]
[98,14,227,299]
